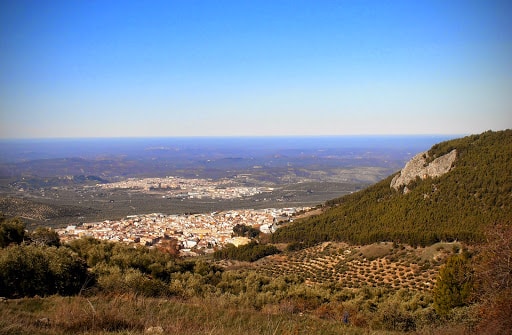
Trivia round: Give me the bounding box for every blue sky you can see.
[1,0,511,138]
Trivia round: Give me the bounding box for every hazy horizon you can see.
[0,133,466,141]
[0,134,457,164]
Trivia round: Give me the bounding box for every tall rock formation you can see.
[390,149,457,193]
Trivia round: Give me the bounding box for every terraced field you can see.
[253,241,461,290]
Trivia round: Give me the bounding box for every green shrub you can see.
[0,244,91,297]
[213,241,280,262]
[0,217,26,248]
[433,254,474,316]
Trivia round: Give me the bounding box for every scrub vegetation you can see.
[0,130,511,334]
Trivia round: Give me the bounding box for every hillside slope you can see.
[272,130,512,247]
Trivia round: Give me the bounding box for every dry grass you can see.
[0,294,405,335]
[0,241,469,335]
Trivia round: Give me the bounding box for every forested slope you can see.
[272,130,512,247]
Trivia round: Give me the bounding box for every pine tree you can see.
[433,253,473,316]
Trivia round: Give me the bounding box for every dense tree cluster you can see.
[0,216,26,247]
[0,216,91,297]
[0,244,90,297]
[213,241,280,262]
[29,227,61,247]
[232,224,260,238]
[272,130,512,247]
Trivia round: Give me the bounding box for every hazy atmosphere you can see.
[1,2,512,333]
[1,0,511,138]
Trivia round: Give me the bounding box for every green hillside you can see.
[2,130,511,334]
[272,130,512,247]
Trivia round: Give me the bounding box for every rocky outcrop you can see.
[391,149,457,192]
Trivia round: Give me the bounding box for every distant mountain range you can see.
[0,136,453,180]
[272,129,512,247]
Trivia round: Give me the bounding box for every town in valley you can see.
[58,207,309,256]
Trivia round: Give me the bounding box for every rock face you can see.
[391,149,457,192]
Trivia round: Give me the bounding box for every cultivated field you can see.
[248,241,461,291]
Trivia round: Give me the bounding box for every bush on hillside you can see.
[213,241,280,262]
[0,244,92,298]
[433,253,474,316]
[0,216,26,247]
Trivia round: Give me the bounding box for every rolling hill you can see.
[272,129,512,247]
[2,130,511,334]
